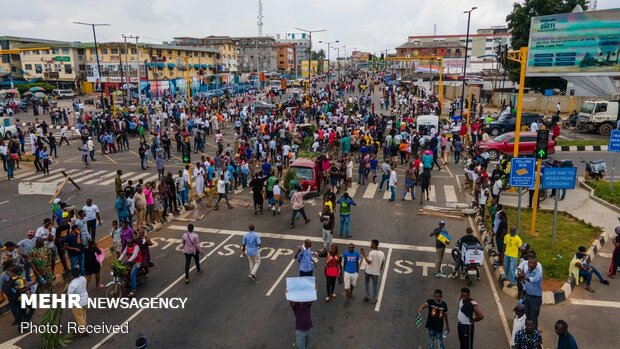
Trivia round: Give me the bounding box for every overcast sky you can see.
[2,0,618,56]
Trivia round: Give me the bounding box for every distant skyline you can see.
[2,0,618,55]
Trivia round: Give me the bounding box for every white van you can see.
[0,116,18,139]
[416,114,439,141]
[52,89,76,99]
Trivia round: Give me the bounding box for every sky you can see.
[1,0,617,56]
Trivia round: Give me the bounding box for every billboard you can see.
[526,8,620,77]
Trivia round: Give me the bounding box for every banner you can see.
[526,8,620,77]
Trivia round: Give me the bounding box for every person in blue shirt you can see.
[262,158,272,177]
[519,256,543,329]
[555,320,578,349]
[422,150,434,171]
[242,224,262,281]
[294,239,314,276]
[342,243,360,307]
[39,146,50,174]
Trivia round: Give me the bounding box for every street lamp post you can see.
[74,22,110,109]
[318,40,339,81]
[295,27,326,109]
[332,46,341,80]
[459,7,477,119]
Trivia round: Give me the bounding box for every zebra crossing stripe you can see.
[11,167,62,180]
[123,172,152,184]
[428,185,436,202]
[444,185,457,203]
[142,174,160,184]
[363,183,377,198]
[100,172,135,186]
[73,170,108,183]
[347,182,359,197]
[383,189,391,200]
[18,168,65,182]
[83,171,117,185]
[40,169,80,182]
[62,170,95,182]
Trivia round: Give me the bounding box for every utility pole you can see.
[123,35,141,104]
[295,27,326,109]
[74,22,110,109]
[460,7,477,118]
[319,40,339,81]
[122,34,131,106]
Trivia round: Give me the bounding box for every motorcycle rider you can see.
[118,238,142,297]
[451,227,481,277]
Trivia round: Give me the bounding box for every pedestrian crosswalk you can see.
[5,167,161,188]
[334,181,461,205]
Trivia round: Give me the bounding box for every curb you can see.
[554,145,607,152]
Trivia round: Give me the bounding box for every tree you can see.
[503,0,589,92]
[311,49,325,61]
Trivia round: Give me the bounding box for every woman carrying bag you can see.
[182,224,203,284]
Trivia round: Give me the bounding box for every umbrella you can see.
[29,86,45,92]
[23,91,33,97]
[6,89,19,96]
[33,92,46,98]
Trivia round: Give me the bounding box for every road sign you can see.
[536,130,549,159]
[510,158,536,187]
[544,89,553,96]
[609,130,620,152]
[542,167,577,189]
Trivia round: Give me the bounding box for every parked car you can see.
[485,112,543,137]
[52,89,76,99]
[476,132,555,160]
[243,100,275,112]
[0,116,18,139]
[289,158,319,197]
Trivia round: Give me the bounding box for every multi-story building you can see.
[83,42,219,97]
[172,35,238,82]
[234,36,277,73]
[0,36,73,86]
[17,42,88,90]
[275,43,296,73]
[395,41,465,58]
[274,32,311,74]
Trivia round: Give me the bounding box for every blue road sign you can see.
[510,158,536,187]
[609,130,620,152]
[542,167,577,189]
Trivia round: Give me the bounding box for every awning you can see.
[156,62,165,69]
[193,64,200,69]
[167,62,176,68]
[201,64,207,69]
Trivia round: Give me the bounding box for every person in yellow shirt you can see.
[503,228,523,285]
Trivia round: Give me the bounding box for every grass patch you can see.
[485,207,602,280]
[590,180,620,207]
[297,150,321,160]
[555,139,608,147]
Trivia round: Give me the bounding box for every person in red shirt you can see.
[552,123,561,141]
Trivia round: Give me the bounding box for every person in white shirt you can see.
[511,304,527,348]
[388,168,398,202]
[530,121,539,133]
[272,180,283,215]
[214,174,233,210]
[82,199,102,242]
[35,218,57,271]
[67,268,89,336]
[360,239,385,304]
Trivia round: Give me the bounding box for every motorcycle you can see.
[581,159,606,181]
[450,242,484,286]
[105,260,149,298]
[562,114,578,129]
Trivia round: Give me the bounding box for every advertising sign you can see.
[53,56,70,62]
[526,9,620,77]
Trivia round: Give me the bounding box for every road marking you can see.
[570,298,620,308]
[456,175,462,192]
[374,247,393,312]
[14,168,64,181]
[73,170,108,183]
[347,182,359,197]
[177,226,435,252]
[0,200,9,205]
[125,172,152,183]
[91,233,235,349]
[36,168,80,182]
[103,154,118,164]
[428,184,436,202]
[363,182,378,198]
[100,172,135,185]
[266,259,296,297]
[443,164,455,178]
[383,188,391,200]
[83,171,117,185]
[597,252,612,258]
[61,169,94,182]
[468,216,511,345]
[142,174,161,184]
[444,185,457,202]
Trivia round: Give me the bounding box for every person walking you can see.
[378,160,391,191]
[388,166,398,202]
[82,199,102,242]
[361,239,385,304]
[249,173,265,214]
[419,166,432,205]
[336,192,356,238]
[457,287,484,349]
[242,224,261,281]
[319,204,335,250]
[402,162,416,201]
[67,268,88,337]
[214,174,233,210]
[323,244,341,303]
[504,228,523,286]
[430,221,450,277]
[417,289,450,349]
[114,170,123,198]
[294,239,314,276]
[289,185,311,229]
[289,300,313,349]
[181,224,203,284]
[342,243,360,307]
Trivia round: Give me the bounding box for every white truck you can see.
[576,100,620,136]
[0,116,18,139]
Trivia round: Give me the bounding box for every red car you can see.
[289,158,320,196]
[476,132,555,160]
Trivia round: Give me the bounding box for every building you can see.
[82,42,219,97]
[395,41,465,58]
[172,35,238,81]
[17,42,88,90]
[0,36,75,87]
[275,43,296,73]
[234,36,277,73]
[274,32,312,75]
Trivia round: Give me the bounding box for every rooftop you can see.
[396,41,464,49]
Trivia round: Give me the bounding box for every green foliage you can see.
[302,135,313,150]
[503,0,589,92]
[40,286,72,348]
[555,139,608,147]
[282,168,297,194]
[16,83,56,94]
[591,181,620,208]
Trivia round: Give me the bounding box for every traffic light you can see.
[368,56,372,64]
[535,130,549,159]
[182,141,191,164]
[380,53,384,63]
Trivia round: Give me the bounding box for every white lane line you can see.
[383,189,391,200]
[83,171,117,185]
[468,216,512,345]
[34,169,80,182]
[597,252,612,258]
[0,200,9,205]
[428,185,436,202]
[444,185,458,202]
[182,226,435,253]
[73,170,108,183]
[374,247,393,312]
[443,164,455,178]
[14,168,64,181]
[100,172,135,185]
[142,174,161,184]
[266,259,296,297]
[61,170,94,182]
[121,172,152,184]
[363,182,378,199]
[347,182,359,197]
[456,175,462,192]
[91,233,235,349]
[570,298,620,309]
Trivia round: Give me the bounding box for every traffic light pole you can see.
[507,47,528,157]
